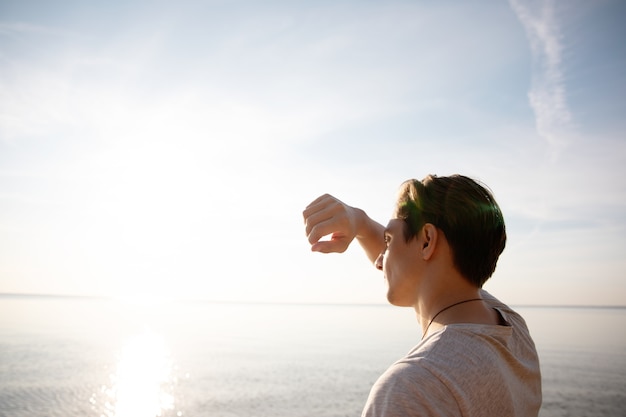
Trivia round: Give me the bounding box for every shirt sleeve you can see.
[361,361,461,417]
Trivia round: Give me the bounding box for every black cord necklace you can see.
[422,298,484,339]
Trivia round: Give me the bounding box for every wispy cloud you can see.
[509,0,573,155]
[0,21,74,37]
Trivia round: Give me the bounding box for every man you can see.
[303,174,541,416]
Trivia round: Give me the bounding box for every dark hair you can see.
[394,174,506,287]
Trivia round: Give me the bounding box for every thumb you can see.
[311,238,350,254]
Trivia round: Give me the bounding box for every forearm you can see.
[353,208,386,264]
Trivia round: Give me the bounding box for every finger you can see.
[311,237,350,254]
[304,193,334,211]
[304,207,335,238]
[303,195,347,238]
[306,217,343,246]
[302,194,333,223]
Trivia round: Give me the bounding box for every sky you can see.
[1,0,625,306]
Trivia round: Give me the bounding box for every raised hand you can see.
[302,194,360,253]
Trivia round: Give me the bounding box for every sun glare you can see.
[94,330,181,417]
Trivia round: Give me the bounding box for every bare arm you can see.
[303,194,386,265]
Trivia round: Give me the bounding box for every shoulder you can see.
[362,333,479,417]
[479,289,539,357]
[362,358,460,417]
[363,298,542,417]
[366,319,502,390]
[479,289,525,327]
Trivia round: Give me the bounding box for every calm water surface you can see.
[0,296,625,417]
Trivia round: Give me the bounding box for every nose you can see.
[375,252,384,271]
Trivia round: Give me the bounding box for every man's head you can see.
[393,174,506,287]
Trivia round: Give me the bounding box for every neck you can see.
[421,297,484,338]
[416,286,486,336]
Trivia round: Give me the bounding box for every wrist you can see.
[352,207,367,238]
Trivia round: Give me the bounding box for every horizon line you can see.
[1,292,625,309]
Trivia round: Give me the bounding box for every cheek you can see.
[385,246,413,279]
[382,250,397,278]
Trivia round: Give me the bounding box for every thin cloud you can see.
[509,0,573,154]
[0,21,74,37]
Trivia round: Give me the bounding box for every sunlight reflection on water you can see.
[91,329,182,417]
[2,297,623,417]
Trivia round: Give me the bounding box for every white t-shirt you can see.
[362,291,542,417]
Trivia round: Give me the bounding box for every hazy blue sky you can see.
[1,0,625,305]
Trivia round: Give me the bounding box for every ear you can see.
[420,223,439,260]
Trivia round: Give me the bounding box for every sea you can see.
[0,294,625,417]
